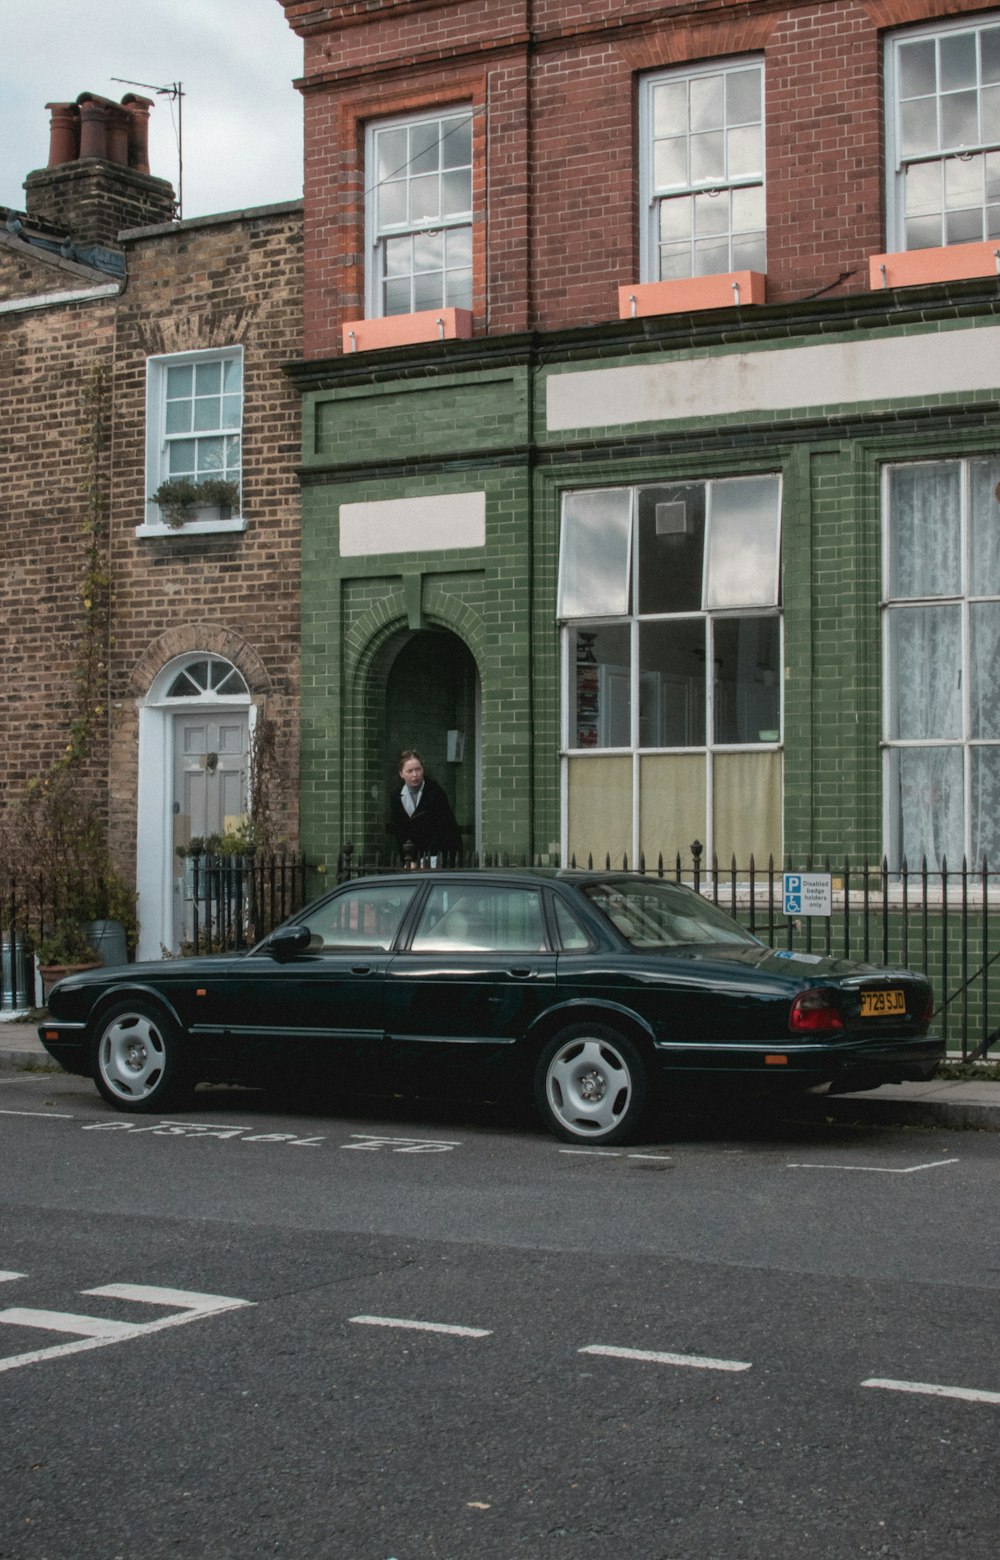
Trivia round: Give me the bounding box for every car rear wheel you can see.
[535,1024,648,1145]
[92,1001,188,1113]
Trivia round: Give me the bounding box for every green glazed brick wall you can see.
[304,367,529,469]
[297,299,1000,871]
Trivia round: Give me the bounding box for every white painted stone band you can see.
[546,322,1000,432]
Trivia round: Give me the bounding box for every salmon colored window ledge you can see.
[869,242,1000,290]
[342,308,473,354]
[619,273,767,320]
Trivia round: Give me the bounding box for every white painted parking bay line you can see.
[862,1377,1000,1406]
[0,1287,254,1374]
[0,1109,75,1119]
[350,1315,492,1338]
[0,1273,27,1284]
[580,1345,752,1372]
[84,1284,250,1314]
[0,1307,144,1340]
[787,1159,959,1174]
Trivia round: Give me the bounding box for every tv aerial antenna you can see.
[111,77,184,219]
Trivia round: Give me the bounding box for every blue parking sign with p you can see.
[783,874,802,915]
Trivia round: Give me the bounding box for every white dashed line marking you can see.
[862,1377,1000,1405]
[579,1344,752,1372]
[350,1315,491,1338]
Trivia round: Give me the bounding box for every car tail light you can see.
[789,988,845,1034]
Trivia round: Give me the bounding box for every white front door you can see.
[172,713,249,947]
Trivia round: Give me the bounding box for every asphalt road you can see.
[2,1071,998,1560]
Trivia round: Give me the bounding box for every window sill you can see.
[619,272,767,319]
[341,307,473,353]
[869,240,1000,290]
[135,515,247,539]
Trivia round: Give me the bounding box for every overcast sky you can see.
[2,0,303,220]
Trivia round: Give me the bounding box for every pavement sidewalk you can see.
[2,1015,998,1130]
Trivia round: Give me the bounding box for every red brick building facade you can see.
[281,0,975,358]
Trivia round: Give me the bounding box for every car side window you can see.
[551,895,592,951]
[300,884,417,951]
[411,884,547,952]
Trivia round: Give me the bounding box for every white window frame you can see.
[881,455,1000,870]
[140,347,245,537]
[365,106,474,320]
[558,476,783,862]
[885,12,1000,253]
[638,56,766,284]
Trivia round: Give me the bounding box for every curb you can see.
[822,1093,999,1132]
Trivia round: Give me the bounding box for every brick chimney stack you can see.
[24,92,175,247]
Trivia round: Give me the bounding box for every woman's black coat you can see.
[389,776,461,860]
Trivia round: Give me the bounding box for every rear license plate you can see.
[860,989,905,1017]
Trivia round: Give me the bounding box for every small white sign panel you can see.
[783,872,832,917]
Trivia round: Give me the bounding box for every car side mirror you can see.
[267,924,312,961]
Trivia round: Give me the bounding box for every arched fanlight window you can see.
[164,656,249,699]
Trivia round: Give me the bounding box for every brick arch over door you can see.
[127,623,273,701]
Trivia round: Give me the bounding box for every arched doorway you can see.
[136,653,253,957]
[375,629,480,858]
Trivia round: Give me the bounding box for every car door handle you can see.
[506,967,535,978]
[351,964,375,975]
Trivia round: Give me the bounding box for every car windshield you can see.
[583,878,762,949]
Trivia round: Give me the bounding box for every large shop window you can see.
[883,456,1000,869]
[144,348,243,531]
[885,14,1000,252]
[366,108,473,318]
[559,476,782,864]
[639,58,765,283]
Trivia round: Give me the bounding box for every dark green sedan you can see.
[39,870,942,1144]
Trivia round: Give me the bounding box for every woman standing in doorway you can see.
[389,749,462,864]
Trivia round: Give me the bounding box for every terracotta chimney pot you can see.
[78,97,108,160]
[122,94,153,174]
[45,102,79,167]
[106,108,130,166]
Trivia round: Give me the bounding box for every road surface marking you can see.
[0,1284,253,1374]
[344,1135,461,1152]
[83,1120,326,1147]
[558,1149,673,1161]
[0,1109,75,1119]
[862,1377,1000,1405]
[0,1308,144,1339]
[580,1344,752,1372]
[350,1315,491,1338]
[0,1272,27,1284]
[786,1159,958,1174]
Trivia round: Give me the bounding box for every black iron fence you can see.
[335,841,1000,1062]
[0,851,314,1011]
[184,850,313,956]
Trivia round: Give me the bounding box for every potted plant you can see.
[35,921,101,997]
[150,476,241,528]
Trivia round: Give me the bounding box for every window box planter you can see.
[619,272,767,320]
[341,308,473,354]
[869,241,1000,290]
[149,477,241,529]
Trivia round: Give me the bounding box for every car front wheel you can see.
[92,1001,188,1113]
[535,1024,648,1145]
